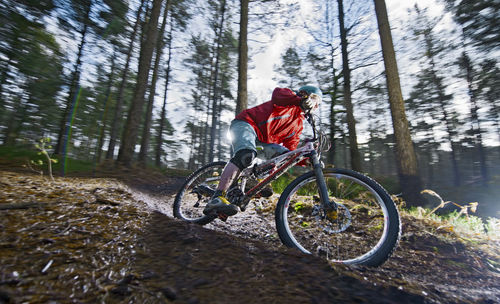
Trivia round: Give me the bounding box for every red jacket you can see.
[235,88,304,150]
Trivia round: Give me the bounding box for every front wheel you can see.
[173,161,227,225]
[275,168,401,266]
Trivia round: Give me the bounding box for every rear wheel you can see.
[275,168,401,266]
[173,161,226,225]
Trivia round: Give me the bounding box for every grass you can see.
[0,144,94,173]
[404,206,500,241]
[269,167,499,243]
[406,189,500,241]
[271,172,296,194]
[2,144,498,242]
[0,144,190,178]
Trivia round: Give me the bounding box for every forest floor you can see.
[0,163,499,303]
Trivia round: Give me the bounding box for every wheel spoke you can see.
[173,162,226,224]
[278,169,399,265]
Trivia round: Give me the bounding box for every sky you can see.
[207,0,452,150]
[165,0,500,159]
[44,0,497,157]
[238,0,500,151]
[247,0,443,103]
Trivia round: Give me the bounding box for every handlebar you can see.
[305,113,331,153]
[305,113,318,141]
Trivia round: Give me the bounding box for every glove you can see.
[300,96,315,111]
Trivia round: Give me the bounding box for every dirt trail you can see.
[0,170,499,303]
[131,178,499,304]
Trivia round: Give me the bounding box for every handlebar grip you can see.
[305,113,315,125]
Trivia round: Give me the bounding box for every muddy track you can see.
[0,170,498,303]
[131,181,499,304]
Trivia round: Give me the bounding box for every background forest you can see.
[0,0,498,216]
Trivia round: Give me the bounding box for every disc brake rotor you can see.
[312,203,351,233]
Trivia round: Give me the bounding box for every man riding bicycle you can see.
[203,85,323,217]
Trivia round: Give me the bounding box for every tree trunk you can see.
[462,52,488,185]
[106,0,145,159]
[117,0,164,166]
[54,3,91,155]
[96,52,117,164]
[0,56,13,115]
[326,0,339,166]
[327,24,340,165]
[337,0,361,172]
[235,0,248,115]
[373,0,422,205]
[155,24,173,167]
[420,22,461,186]
[3,94,24,145]
[208,0,227,163]
[138,0,170,166]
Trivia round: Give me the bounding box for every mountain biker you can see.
[203,85,323,217]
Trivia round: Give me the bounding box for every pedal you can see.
[217,213,229,222]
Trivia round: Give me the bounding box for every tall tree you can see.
[442,0,500,52]
[0,0,56,118]
[2,27,64,145]
[106,0,146,159]
[235,0,249,115]
[305,0,343,166]
[337,0,361,171]
[457,51,488,185]
[275,47,306,88]
[117,0,164,166]
[138,0,171,166]
[477,59,500,144]
[93,1,128,163]
[373,0,422,205]
[184,0,236,166]
[53,0,92,156]
[155,31,173,166]
[208,0,228,163]
[53,0,126,158]
[0,3,65,145]
[155,0,191,167]
[408,5,461,186]
[95,48,117,164]
[184,35,212,167]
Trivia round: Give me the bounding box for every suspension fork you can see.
[309,150,337,210]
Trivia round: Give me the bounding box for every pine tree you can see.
[457,51,489,185]
[208,0,229,163]
[275,47,306,88]
[0,6,63,145]
[476,59,500,144]
[407,5,461,186]
[106,0,146,159]
[235,0,249,115]
[155,0,192,167]
[138,0,171,166]
[337,0,361,171]
[303,0,343,166]
[373,0,422,205]
[117,0,164,166]
[0,0,56,119]
[53,0,127,159]
[184,35,212,167]
[443,0,500,51]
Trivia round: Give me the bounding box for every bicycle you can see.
[173,114,401,267]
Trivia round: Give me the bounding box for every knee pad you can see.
[230,149,256,170]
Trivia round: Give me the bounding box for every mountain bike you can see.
[173,114,401,267]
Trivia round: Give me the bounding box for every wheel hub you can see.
[313,203,351,233]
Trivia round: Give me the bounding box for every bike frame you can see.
[237,140,334,212]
